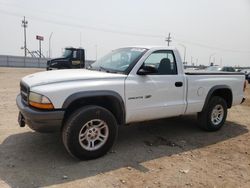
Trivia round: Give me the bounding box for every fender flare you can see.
[202,85,232,111]
[62,90,126,124]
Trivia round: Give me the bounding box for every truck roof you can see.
[65,47,84,50]
[124,45,176,50]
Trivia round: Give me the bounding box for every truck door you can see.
[125,50,186,123]
[71,50,81,68]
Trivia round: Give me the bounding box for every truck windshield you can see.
[62,49,72,58]
[90,47,148,74]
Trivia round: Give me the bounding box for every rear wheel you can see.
[62,105,118,160]
[198,96,227,131]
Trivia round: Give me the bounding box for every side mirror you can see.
[137,65,158,75]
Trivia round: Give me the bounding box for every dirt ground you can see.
[0,67,249,188]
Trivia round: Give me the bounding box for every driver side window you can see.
[144,50,177,75]
[73,51,77,59]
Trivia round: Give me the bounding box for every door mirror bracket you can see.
[137,65,158,75]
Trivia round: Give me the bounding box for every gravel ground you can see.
[0,67,249,188]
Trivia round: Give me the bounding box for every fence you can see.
[0,55,48,68]
[0,55,94,68]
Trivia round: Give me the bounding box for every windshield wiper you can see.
[99,66,118,73]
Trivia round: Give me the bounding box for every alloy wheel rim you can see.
[211,104,224,126]
[78,119,109,151]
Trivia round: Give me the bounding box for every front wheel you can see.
[62,105,118,160]
[198,96,228,131]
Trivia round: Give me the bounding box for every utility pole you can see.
[49,32,53,58]
[80,32,82,47]
[39,40,41,58]
[209,53,216,66]
[36,35,44,58]
[95,45,98,60]
[165,33,172,46]
[178,43,186,64]
[21,16,28,57]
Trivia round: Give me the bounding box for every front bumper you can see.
[16,94,65,132]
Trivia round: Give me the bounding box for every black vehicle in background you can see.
[241,69,250,83]
[47,47,85,70]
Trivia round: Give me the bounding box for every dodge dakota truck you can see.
[16,46,246,160]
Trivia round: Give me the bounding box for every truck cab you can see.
[47,47,85,70]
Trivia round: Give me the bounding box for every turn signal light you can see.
[29,101,54,110]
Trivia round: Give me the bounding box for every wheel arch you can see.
[62,90,126,125]
[202,85,233,111]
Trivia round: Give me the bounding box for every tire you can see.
[198,96,227,131]
[62,105,118,160]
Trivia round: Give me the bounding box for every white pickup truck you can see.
[16,46,246,160]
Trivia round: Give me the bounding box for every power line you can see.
[0,1,160,35]
[0,9,165,39]
[0,8,250,54]
[174,38,250,53]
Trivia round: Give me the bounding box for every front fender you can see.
[62,90,126,125]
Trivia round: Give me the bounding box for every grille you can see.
[20,82,29,103]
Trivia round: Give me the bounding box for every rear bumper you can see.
[16,94,65,132]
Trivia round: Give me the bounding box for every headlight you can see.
[28,92,54,110]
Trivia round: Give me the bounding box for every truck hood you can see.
[22,69,126,87]
[47,57,67,64]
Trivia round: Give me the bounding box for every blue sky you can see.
[0,0,250,66]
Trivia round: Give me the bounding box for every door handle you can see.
[175,82,183,87]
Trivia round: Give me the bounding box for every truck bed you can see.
[185,71,244,75]
[184,70,245,115]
